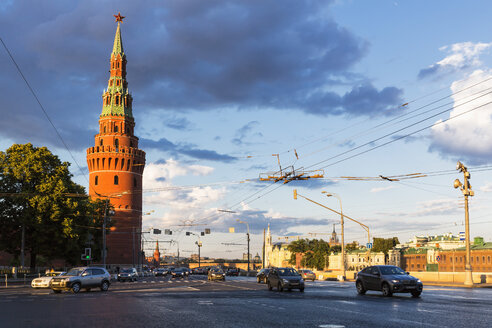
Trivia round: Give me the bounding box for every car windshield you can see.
[122,269,133,273]
[65,268,84,276]
[379,266,406,275]
[278,268,299,276]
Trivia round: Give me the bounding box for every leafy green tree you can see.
[287,238,331,270]
[0,143,107,269]
[372,237,400,255]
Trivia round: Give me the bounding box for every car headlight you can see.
[299,278,304,283]
[391,280,400,283]
[417,279,421,283]
[283,279,289,283]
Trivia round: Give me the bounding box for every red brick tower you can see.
[86,13,145,266]
[153,241,160,266]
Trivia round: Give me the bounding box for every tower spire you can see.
[112,22,124,56]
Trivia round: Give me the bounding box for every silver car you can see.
[51,267,111,293]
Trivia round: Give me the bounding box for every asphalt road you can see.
[1,275,491,327]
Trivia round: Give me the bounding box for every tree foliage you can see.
[287,239,331,270]
[0,144,107,268]
[372,237,400,255]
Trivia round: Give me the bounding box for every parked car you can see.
[226,268,240,276]
[153,268,167,277]
[355,265,423,297]
[181,268,191,276]
[299,269,316,281]
[256,268,270,283]
[31,272,65,289]
[118,268,138,282]
[267,267,304,292]
[192,267,207,275]
[208,267,225,281]
[171,268,186,279]
[51,267,111,294]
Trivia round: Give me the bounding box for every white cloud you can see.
[370,186,395,193]
[437,42,491,69]
[142,160,225,227]
[378,198,459,217]
[479,183,492,192]
[430,69,492,163]
[419,42,492,78]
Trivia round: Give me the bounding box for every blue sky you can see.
[2,0,492,259]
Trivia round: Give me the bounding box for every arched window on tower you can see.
[134,177,137,187]
[115,138,119,152]
[95,176,99,186]
[100,139,103,146]
[114,175,119,185]
[104,126,107,133]
[114,125,118,133]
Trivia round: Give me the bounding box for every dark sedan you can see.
[256,268,270,283]
[171,268,186,279]
[267,267,304,292]
[356,265,423,297]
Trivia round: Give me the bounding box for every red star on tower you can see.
[114,12,125,23]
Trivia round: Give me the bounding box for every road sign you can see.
[436,255,441,262]
[459,232,465,241]
[366,243,373,249]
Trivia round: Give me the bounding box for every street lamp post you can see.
[237,219,251,273]
[454,161,475,286]
[294,189,371,280]
[322,192,345,280]
[187,232,202,268]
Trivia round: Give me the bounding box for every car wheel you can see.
[53,290,61,294]
[277,282,283,292]
[267,281,273,291]
[85,288,91,292]
[382,283,392,297]
[312,278,315,282]
[411,291,421,298]
[356,281,366,295]
[71,282,81,294]
[101,281,109,292]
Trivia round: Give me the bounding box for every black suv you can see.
[267,267,304,292]
[356,265,423,297]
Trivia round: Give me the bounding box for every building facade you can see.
[86,15,146,266]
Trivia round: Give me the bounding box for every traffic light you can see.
[81,248,91,261]
[205,228,211,234]
[165,229,172,235]
[201,232,205,236]
[153,229,162,234]
[186,232,190,236]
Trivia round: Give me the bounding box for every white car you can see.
[31,272,65,288]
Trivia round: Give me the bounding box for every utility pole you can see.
[102,198,109,269]
[322,192,345,280]
[454,161,475,286]
[20,224,25,268]
[237,220,251,273]
[132,227,135,268]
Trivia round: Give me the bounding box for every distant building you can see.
[329,224,340,246]
[400,233,465,250]
[264,225,292,267]
[329,250,385,271]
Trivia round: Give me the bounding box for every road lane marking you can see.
[389,318,444,327]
